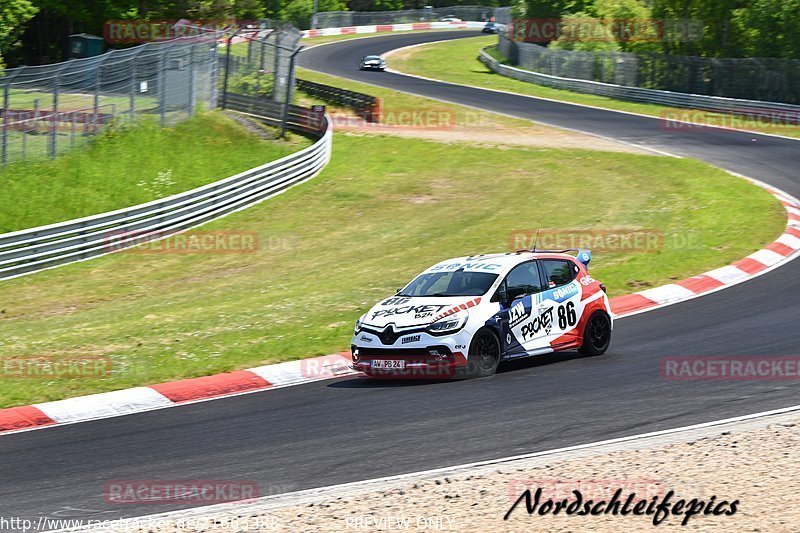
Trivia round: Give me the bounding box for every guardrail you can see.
[0,98,331,281]
[479,46,800,123]
[296,78,381,122]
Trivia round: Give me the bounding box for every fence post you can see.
[94,55,106,134]
[49,75,60,158]
[209,40,219,109]
[280,47,302,139]
[188,44,196,115]
[130,54,136,119]
[158,44,170,125]
[32,99,40,160]
[222,28,243,110]
[1,83,9,165]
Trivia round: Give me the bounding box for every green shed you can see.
[68,34,105,59]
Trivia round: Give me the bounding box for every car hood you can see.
[363,295,481,329]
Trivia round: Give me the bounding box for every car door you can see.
[536,259,583,346]
[494,260,551,355]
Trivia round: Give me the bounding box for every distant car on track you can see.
[359,55,387,71]
[351,249,612,378]
[482,22,499,33]
[440,16,462,22]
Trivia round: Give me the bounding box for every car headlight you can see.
[354,314,366,335]
[427,314,467,336]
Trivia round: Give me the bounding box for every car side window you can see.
[541,259,579,288]
[504,261,544,297]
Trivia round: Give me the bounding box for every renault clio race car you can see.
[351,250,612,378]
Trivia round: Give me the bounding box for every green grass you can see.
[0,133,785,407]
[296,66,532,128]
[388,35,800,139]
[0,112,311,233]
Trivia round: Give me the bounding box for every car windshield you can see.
[398,271,498,297]
[364,56,380,60]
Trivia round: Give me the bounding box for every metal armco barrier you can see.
[0,98,331,281]
[479,47,800,123]
[295,78,381,122]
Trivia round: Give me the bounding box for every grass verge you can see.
[0,132,785,407]
[296,66,531,129]
[388,35,800,139]
[0,112,311,233]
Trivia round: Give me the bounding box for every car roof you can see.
[421,251,581,275]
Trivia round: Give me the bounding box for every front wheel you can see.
[464,328,501,378]
[578,311,611,356]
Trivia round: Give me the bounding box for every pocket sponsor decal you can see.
[401,335,421,344]
[520,308,554,340]
[372,304,447,319]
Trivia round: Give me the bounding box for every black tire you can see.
[578,311,612,356]
[464,328,501,378]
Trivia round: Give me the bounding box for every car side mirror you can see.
[505,286,527,303]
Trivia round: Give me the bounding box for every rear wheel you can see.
[578,311,611,356]
[465,328,501,378]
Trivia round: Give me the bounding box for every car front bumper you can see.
[350,344,468,378]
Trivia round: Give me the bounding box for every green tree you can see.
[548,11,619,51]
[0,0,38,68]
[283,0,346,29]
[734,0,800,59]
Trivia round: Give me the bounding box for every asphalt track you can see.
[1,30,799,529]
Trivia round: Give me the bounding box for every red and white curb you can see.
[0,182,797,436]
[218,21,483,47]
[610,178,800,316]
[0,353,354,435]
[302,21,485,39]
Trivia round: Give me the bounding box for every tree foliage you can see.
[0,0,38,68]
[519,0,800,58]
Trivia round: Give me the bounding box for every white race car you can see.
[351,249,612,378]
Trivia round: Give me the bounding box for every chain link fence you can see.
[499,31,800,105]
[312,6,502,28]
[218,26,303,137]
[0,31,223,165]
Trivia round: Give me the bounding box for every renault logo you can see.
[379,323,398,345]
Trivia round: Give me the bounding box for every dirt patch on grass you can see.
[335,123,653,153]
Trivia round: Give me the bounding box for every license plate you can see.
[370,359,406,370]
